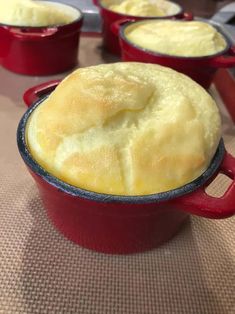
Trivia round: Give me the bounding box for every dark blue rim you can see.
[17,96,225,204]
[120,20,231,60]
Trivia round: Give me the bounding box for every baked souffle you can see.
[26,62,221,195]
[103,0,179,17]
[125,20,227,57]
[0,0,79,27]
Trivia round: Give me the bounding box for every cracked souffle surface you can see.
[26,62,221,195]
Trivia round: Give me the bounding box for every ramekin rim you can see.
[120,19,231,60]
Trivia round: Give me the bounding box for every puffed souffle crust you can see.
[102,0,179,17]
[0,0,80,27]
[125,20,227,57]
[26,62,221,195]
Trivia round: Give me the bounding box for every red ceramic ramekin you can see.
[112,19,235,89]
[93,0,193,55]
[18,81,235,254]
[0,1,83,75]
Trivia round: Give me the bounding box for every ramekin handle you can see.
[179,12,194,21]
[111,18,136,37]
[209,45,235,68]
[23,80,61,107]
[8,27,58,40]
[178,151,235,219]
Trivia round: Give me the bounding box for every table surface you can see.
[0,35,235,314]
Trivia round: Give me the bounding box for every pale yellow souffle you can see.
[104,0,168,16]
[26,63,221,196]
[125,20,227,57]
[0,0,78,27]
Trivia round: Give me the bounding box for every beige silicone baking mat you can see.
[0,37,235,314]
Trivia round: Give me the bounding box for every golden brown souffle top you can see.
[26,63,221,196]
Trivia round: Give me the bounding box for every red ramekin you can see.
[17,81,235,254]
[112,19,235,89]
[0,1,83,75]
[93,0,193,55]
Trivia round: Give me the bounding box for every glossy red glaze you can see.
[93,0,193,55]
[17,82,235,254]
[114,20,235,89]
[178,152,235,219]
[30,169,188,254]
[0,6,83,75]
[23,80,61,106]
